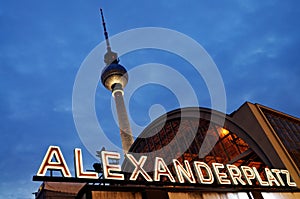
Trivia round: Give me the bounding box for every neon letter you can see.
[226,164,246,185]
[173,160,196,183]
[154,157,175,182]
[37,146,71,177]
[126,154,152,182]
[271,169,285,186]
[281,170,297,187]
[241,166,255,185]
[264,168,280,186]
[193,161,214,184]
[212,163,231,185]
[74,148,98,179]
[101,151,124,180]
[253,167,269,186]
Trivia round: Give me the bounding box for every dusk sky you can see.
[1,0,300,198]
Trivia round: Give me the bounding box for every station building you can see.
[34,102,300,199]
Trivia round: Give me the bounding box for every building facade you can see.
[232,102,300,187]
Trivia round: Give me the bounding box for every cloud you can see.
[53,100,72,113]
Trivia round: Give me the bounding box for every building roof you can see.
[42,182,86,194]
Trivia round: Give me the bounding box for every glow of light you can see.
[221,128,229,136]
[218,128,229,138]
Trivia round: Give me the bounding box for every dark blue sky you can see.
[1,1,300,198]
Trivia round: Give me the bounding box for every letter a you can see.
[37,146,71,177]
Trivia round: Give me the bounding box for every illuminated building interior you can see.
[124,107,270,185]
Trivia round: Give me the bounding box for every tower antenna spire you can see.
[100,8,119,65]
[100,8,111,52]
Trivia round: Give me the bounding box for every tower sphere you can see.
[101,63,128,91]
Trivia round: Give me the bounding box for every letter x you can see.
[126,154,153,182]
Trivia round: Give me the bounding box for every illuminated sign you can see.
[35,146,297,187]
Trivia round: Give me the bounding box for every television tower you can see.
[99,9,134,154]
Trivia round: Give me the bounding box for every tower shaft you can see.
[113,89,134,154]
